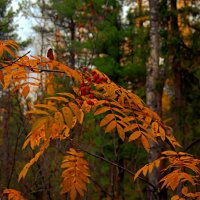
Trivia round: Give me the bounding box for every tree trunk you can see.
[69,18,76,69]
[170,0,183,196]
[146,0,162,199]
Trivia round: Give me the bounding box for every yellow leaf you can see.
[162,151,177,156]
[171,195,180,200]
[34,104,57,112]
[94,106,110,116]
[144,116,152,125]
[148,163,154,173]
[68,102,81,123]
[62,107,73,128]
[142,165,148,176]
[124,123,138,132]
[54,112,64,133]
[64,126,70,137]
[112,107,127,116]
[151,121,158,134]
[18,162,31,182]
[117,124,125,141]
[105,120,117,133]
[31,117,48,133]
[57,92,75,99]
[159,126,166,141]
[26,110,49,116]
[155,159,161,168]
[134,167,143,181]
[128,131,141,142]
[100,114,115,127]
[46,96,69,102]
[181,187,188,196]
[61,149,89,199]
[70,186,77,200]
[79,110,84,124]
[122,116,135,122]
[141,135,150,152]
[110,101,124,109]
[45,116,54,139]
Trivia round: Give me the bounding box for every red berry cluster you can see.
[91,70,107,84]
[79,67,108,106]
[80,83,91,96]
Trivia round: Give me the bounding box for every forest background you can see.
[0,0,200,200]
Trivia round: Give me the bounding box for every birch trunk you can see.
[146,0,162,199]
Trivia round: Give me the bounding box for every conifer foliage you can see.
[0,40,200,200]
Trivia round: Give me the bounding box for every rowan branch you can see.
[0,50,31,70]
[67,138,157,191]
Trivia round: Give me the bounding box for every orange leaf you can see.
[94,106,110,116]
[57,92,75,99]
[171,195,180,200]
[105,120,117,133]
[100,113,115,127]
[34,104,57,112]
[148,163,154,173]
[26,109,49,116]
[142,165,148,176]
[134,167,143,181]
[162,151,177,156]
[3,189,25,200]
[128,131,141,142]
[22,85,30,98]
[68,102,81,123]
[54,112,64,133]
[117,124,125,141]
[0,70,4,85]
[151,121,158,134]
[141,135,150,152]
[124,123,138,132]
[159,126,166,141]
[62,107,73,128]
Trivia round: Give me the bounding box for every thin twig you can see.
[40,69,65,73]
[0,51,31,70]
[184,137,200,152]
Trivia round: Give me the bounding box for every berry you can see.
[81,86,86,91]
[86,86,91,91]
[87,77,92,82]
[100,77,105,82]
[82,66,87,71]
[103,77,108,81]
[80,82,85,87]
[81,90,86,95]
[95,78,101,84]
[89,93,94,99]
[91,70,96,75]
[93,73,99,80]
[87,100,94,105]
[81,87,86,95]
